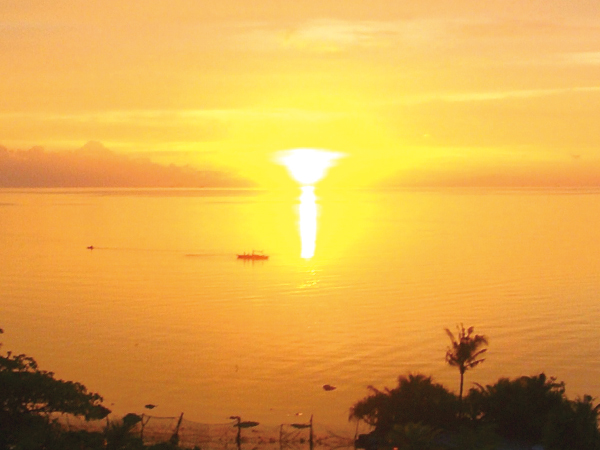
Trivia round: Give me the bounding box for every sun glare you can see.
[275,148,344,186]
[274,149,343,259]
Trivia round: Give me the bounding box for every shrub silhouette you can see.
[387,422,440,450]
[105,413,145,450]
[467,373,600,448]
[544,394,600,450]
[350,373,459,435]
[0,328,111,449]
[467,373,564,442]
[352,371,600,449]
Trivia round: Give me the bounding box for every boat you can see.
[237,251,269,260]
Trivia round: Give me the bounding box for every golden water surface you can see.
[2,187,600,430]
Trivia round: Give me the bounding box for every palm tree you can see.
[445,324,488,403]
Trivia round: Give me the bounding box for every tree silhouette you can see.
[0,328,111,448]
[349,373,458,434]
[445,324,488,403]
[467,373,600,448]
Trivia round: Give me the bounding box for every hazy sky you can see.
[1,1,599,187]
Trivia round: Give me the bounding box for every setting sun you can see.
[275,149,344,186]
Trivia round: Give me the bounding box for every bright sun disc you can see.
[275,148,344,186]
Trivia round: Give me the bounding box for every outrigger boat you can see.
[237,251,269,260]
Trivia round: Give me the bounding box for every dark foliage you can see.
[0,328,111,449]
[467,373,564,442]
[105,414,145,450]
[49,429,106,450]
[387,422,441,450]
[467,373,600,449]
[544,395,600,450]
[352,371,600,450]
[446,424,500,450]
[146,443,182,450]
[349,373,459,435]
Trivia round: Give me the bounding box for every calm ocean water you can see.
[2,187,600,431]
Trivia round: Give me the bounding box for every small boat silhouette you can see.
[237,251,268,260]
[87,245,94,250]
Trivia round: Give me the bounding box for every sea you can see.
[2,187,600,433]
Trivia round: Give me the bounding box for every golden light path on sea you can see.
[275,148,344,259]
[299,186,317,259]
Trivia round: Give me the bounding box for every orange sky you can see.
[1,1,599,187]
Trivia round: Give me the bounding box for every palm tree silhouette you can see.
[445,324,488,403]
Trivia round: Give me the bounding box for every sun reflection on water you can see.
[298,186,317,259]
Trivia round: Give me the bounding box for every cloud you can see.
[390,86,600,105]
[0,108,345,147]
[382,158,600,188]
[379,86,600,152]
[561,51,600,66]
[280,19,394,53]
[0,141,254,188]
[233,16,600,57]
[234,18,448,54]
[0,110,230,145]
